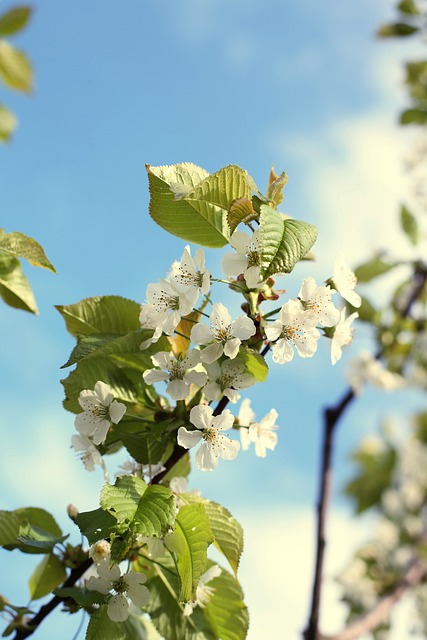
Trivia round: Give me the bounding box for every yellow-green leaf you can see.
[0,229,55,271]
[0,40,32,92]
[0,104,16,142]
[0,6,31,37]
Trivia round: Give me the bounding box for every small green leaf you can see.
[17,523,68,551]
[29,554,66,600]
[345,445,397,513]
[0,104,16,142]
[352,297,378,323]
[377,22,419,37]
[100,476,176,537]
[354,257,398,283]
[0,41,32,92]
[0,253,38,313]
[400,205,418,245]
[227,198,257,235]
[166,503,213,601]
[266,170,288,207]
[400,108,427,125]
[0,508,62,553]
[0,230,55,271]
[86,607,149,640]
[75,508,117,545]
[0,6,32,37]
[53,587,106,606]
[259,205,318,277]
[184,497,243,577]
[56,295,140,337]
[239,348,268,382]
[398,0,420,14]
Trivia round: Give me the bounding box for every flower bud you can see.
[89,539,111,564]
[67,503,79,521]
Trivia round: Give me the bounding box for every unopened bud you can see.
[89,540,111,564]
[67,504,79,522]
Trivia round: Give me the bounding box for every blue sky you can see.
[1,1,423,638]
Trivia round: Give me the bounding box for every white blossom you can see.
[221,230,265,289]
[238,399,279,457]
[332,252,361,308]
[115,460,165,480]
[190,303,256,363]
[143,349,207,400]
[346,350,406,393]
[204,358,255,404]
[183,565,222,616]
[71,434,109,480]
[330,309,358,365]
[298,276,340,327]
[170,246,210,296]
[74,381,126,446]
[86,559,149,622]
[265,299,320,364]
[177,405,240,471]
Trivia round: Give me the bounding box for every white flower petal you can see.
[109,400,126,424]
[177,427,203,449]
[108,593,130,622]
[195,441,219,471]
[189,405,213,431]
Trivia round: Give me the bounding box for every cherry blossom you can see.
[221,230,265,289]
[265,299,320,364]
[143,349,207,400]
[204,358,255,403]
[238,399,279,457]
[298,276,340,327]
[346,350,406,393]
[88,540,111,564]
[86,559,149,622]
[332,252,361,308]
[177,405,240,471]
[170,246,210,296]
[190,303,256,363]
[331,309,358,365]
[74,381,126,446]
[71,433,109,481]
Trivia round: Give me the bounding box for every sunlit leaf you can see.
[28,554,66,600]
[0,6,31,37]
[0,41,32,92]
[0,253,38,313]
[0,104,16,141]
[0,229,55,271]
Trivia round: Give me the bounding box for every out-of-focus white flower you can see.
[298,276,340,327]
[86,559,149,622]
[346,350,406,393]
[183,565,222,616]
[89,540,111,564]
[170,246,210,296]
[71,433,109,481]
[265,299,320,364]
[190,303,256,363]
[74,381,126,446]
[330,309,358,365]
[381,489,404,519]
[115,460,165,480]
[375,519,400,550]
[237,399,279,457]
[403,515,423,539]
[177,405,240,471]
[204,358,255,404]
[332,253,361,308]
[221,230,265,289]
[358,435,386,457]
[143,349,207,400]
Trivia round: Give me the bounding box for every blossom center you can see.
[169,359,185,381]
[246,250,260,267]
[211,324,232,343]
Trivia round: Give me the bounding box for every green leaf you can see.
[0,41,31,91]
[17,523,68,551]
[202,565,248,640]
[147,163,255,248]
[61,331,150,369]
[398,0,420,14]
[165,503,213,601]
[227,198,257,235]
[0,104,16,142]
[400,205,418,245]
[100,476,176,537]
[259,205,318,277]
[53,586,106,606]
[345,445,397,513]
[0,6,31,36]
[56,295,140,337]
[0,508,62,553]
[29,554,66,600]
[400,108,427,125]
[184,497,243,577]
[377,22,419,37]
[354,257,398,283]
[75,508,117,545]
[0,230,55,272]
[115,425,172,465]
[86,607,149,640]
[266,170,288,207]
[239,348,268,383]
[352,297,378,323]
[0,253,38,313]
